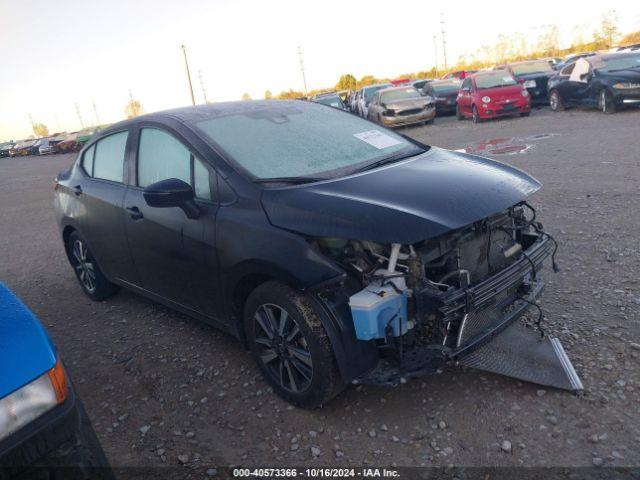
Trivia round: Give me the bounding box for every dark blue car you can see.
[0,283,112,479]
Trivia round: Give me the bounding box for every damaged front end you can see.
[311,202,583,392]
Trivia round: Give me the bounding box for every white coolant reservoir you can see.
[348,282,410,341]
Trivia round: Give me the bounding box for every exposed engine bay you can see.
[310,202,582,391]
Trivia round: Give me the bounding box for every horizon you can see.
[1,0,639,140]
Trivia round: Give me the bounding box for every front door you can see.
[123,126,220,317]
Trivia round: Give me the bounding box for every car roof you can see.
[586,51,640,64]
[471,69,511,77]
[97,100,325,137]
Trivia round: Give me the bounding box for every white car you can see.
[357,83,391,118]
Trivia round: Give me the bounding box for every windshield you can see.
[475,72,518,89]
[594,54,640,72]
[431,80,461,94]
[315,96,343,108]
[380,88,421,103]
[511,60,553,75]
[364,84,391,102]
[194,103,425,180]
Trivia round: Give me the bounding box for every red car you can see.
[456,70,531,123]
[53,132,79,153]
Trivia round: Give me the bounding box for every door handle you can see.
[126,206,144,220]
[72,185,82,196]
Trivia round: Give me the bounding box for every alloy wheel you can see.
[550,91,558,110]
[599,90,609,113]
[72,239,97,293]
[253,303,313,393]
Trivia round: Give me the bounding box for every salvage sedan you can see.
[54,101,582,408]
[549,52,640,113]
[367,86,435,127]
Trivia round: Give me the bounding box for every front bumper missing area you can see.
[355,236,584,392]
[458,321,583,391]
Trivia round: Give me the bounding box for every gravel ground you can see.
[1,106,639,477]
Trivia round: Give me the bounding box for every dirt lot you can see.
[1,107,639,477]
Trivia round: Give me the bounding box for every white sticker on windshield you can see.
[353,130,403,149]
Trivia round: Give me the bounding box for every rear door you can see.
[123,125,221,317]
[78,131,138,283]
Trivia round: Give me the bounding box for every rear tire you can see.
[520,112,530,117]
[549,89,564,111]
[598,88,615,114]
[244,281,345,409]
[67,232,119,301]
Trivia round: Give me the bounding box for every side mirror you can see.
[579,72,590,80]
[143,178,200,219]
[518,78,524,84]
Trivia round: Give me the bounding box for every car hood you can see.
[599,69,640,82]
[0,283,57,398]
[385,98,431,111]
[261,147,541,244]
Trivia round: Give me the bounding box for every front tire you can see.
[244,281,344,409]
[549,89,564,111]
[67,232,119,301]
[472,105,481,123]
[599,88,615,114]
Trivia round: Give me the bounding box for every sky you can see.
[1,0,639,140]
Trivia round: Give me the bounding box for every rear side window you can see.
[138,128,212,200]
[90,132,128,182]
[81,145,95,175]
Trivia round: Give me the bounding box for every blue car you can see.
[0,282,112,479]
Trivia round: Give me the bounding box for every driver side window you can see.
[137,128,213,201]
[461,78,472,91]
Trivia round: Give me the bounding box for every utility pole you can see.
[180,44,196,106]
[297,46,308,97]
[440,13,448,71]
[433,35,439,77]
[28,114,35,131]
[74,103,84,129]
[198,70,208,104]
[91,99,100,125]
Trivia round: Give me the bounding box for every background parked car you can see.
[357,83,392,117]
[54,132,79,153]
[9,140,37,157]
[548,52,640,114]
[456,70,531,123]
[311,91,347,110]
[497,59,556,104]
[422,79,462,115]
[0,282,113,479]
[411,78,432,90]
[0,141,15,157]
[442,70,477,80]
[76,126,103,149]
[367,86,436,127]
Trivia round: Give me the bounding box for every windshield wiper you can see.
[254,176,325,185]
[353,149,422,173]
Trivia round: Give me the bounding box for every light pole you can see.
[180,44,196,106]
[199,70,208,104]
[297,46,308,97]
